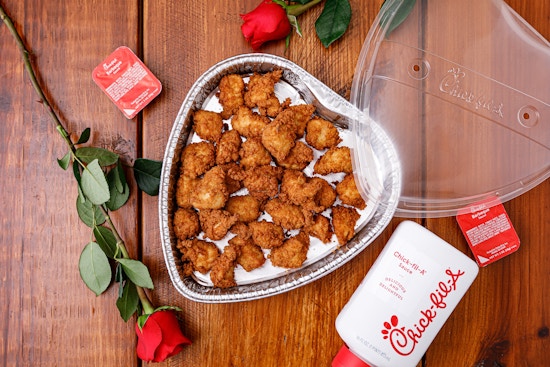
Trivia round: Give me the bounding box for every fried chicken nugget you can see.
[244,69,283,117]
[176,239,195,277]
[177,239,220,274]
[304,214,333,243]
[268,231,310,268]
[179,257,195,277]
[180,141,216,178]
[313,146,353,175]
[242,165,283,202]
[173,207,200,240]
[229,222,251,239]
[239,138,272,170]
[336,174,366,210]
[210,244,240,288]
[216,129,241,165]
[231,105,270,139]
[249,220,284,249]
[276,141,313,171]
[199,209,238,241]
[218,163,243,194]
[193,110,223,142]
[264,197,305,230]
[305,117,342,150]
[190,166,229,210]
[225,194,261,223]
[279,169,323,211]
[261,121,296,162]
[273,104,315,137]
[310,177,337,212]
[224,161,246,182]
[218,74,245,119]
[175,174,199,209]
[229,235,266,272]
[332,205,360,246]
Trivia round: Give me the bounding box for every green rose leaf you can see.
[315,0,351,48]
[81,159,110,205]
[115,263,125,298]
[73,161,86,203]
[79,242,112,296]
[133,158,162,196]
[115,262,124,284]
[73,160,82,182]
[114,160,127,193]
[76,196,106,228]
[116,281,139,322]
[380,0,417,36]
[117,258,154,289]
[57,152,71,170]
[106,166,130,211]
[153,305,182,313]
[75,147,119,167]
[76,127,91,145]
[137,314,150,330]
[93,225,117,259]
[288,14,303,37]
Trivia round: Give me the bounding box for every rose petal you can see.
[135,316,163,362]
[149,311,192,362]
[240,0,291,50]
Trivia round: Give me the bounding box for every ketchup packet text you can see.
[456,197,520,267]
[92,46,161,119]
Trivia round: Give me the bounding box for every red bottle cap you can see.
[332,345,372,367]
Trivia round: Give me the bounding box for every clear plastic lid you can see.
[351,0,550,217]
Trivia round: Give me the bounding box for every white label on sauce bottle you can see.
[333,221,479,367]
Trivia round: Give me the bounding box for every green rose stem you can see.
[272,0,324,45]
[281,0,323,17]
[1,3,155,317]
[103,209,155,315]
[136,286,155,315]
[0,5,73,151]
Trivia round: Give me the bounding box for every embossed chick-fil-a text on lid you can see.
[333,221,479,367]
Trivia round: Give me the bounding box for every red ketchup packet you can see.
[92,46,162,119]
[456,197,520,267]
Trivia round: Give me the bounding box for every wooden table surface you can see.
[1,0,549,366]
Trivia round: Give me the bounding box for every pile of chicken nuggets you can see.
[172,69,367,288]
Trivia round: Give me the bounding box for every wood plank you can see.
[426,182,550,366]
[0,1,140,365]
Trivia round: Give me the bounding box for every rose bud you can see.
[135,310,191,362]
[240,0,292,50]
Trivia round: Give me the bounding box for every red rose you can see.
[135,310,192,363]
[241,0,291,50]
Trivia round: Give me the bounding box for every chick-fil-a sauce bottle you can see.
[333,221,479,367]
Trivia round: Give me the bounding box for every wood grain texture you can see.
[1,0,548,366]
[0,1,139,366]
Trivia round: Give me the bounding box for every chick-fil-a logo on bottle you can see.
[380,269,466,356]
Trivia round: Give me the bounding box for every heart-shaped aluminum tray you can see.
[159,53,401,303]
